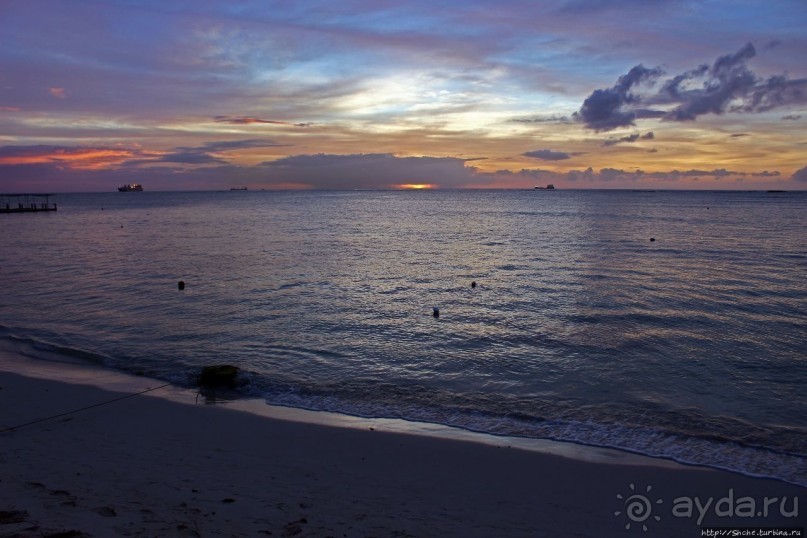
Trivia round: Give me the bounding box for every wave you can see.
[3,329,806,486]
[11,326,798,488]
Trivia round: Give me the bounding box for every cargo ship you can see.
[118,184,143,192]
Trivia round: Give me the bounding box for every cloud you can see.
[574,65,664,131]
[510,115,572,124]
[782,114,802,121]
[260,153,479,189]
[0,144,140,169]
[666,43,807,118]
[602,131,654,146]
[0,140,287,173]
[214,116,313,127]
[487,166,792,187]
[200,139,288,152]
[0,143,797,192]
[522,149,582,161]
[49,87,67,99]
[153,139,289,165]
[577,43,807,130]
[7,153,482,191]
[649,168,736,178]
[663,43,759,120]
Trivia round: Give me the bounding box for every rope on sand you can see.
[0,382,172,434]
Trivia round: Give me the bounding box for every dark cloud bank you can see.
[0,144,802,191]
[522,149,583,161]
[576,43,807,131]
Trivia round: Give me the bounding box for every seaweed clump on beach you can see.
[197,364,241,391]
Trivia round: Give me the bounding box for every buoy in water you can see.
[471,281,477,288]
[433,307,440,318]
[650,237,656,242]
[178,280,185,290]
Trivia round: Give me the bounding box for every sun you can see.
[396,183,435,190]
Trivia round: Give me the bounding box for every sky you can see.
[1,0,806,191]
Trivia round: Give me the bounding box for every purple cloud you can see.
[577,44,807,130]
[214,116,313,127]
[261,153,479,189]
[575,64,664,131]
[602,131,654,146]
[522,149,581,161]
[664,43,759,121]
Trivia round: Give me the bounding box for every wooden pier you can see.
[1,194,58,214]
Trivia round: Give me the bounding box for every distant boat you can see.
[229,186,248,191]
[534,184,555,190]
[118,183,143,192]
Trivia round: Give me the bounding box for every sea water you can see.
[1,189,805,485]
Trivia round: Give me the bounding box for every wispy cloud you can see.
[0,145,140,169]
[522,149,583,161]
[510,115,572,124]
[0,139,287,172]
[602,131,654,146]
[214,116,313,127]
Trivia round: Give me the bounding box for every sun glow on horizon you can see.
[396,183,435,189]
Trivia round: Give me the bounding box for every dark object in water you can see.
[433,306,440,318]
[471,281,477,288]
[766,190,786,193]
[650,237,656,242]
[118,183,143,192]
[198,364,240,390]
[178,280,185,290]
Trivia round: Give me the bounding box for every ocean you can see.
[1,189,805,485]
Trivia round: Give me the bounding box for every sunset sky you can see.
[1,0,805,191]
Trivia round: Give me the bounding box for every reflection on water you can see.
[1,189,806,483]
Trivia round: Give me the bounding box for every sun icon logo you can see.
[614,483,663,532]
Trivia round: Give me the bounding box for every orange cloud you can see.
[0,106,20,111]
[0,147,138,170]
[49,87,67,99]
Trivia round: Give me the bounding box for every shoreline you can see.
[0,339,693,469]
[4,336,803,485]
[2,344,805,536]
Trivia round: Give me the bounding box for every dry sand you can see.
[1,348,804,537]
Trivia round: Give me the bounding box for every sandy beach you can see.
[1,349,804,538]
